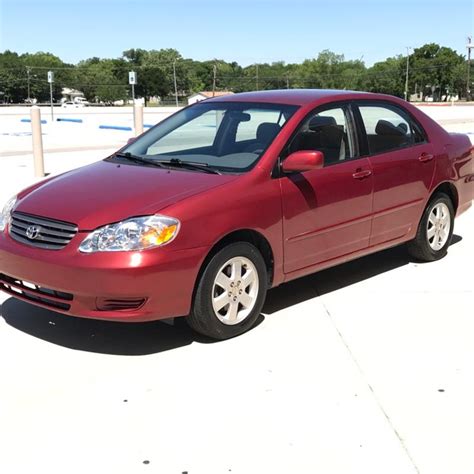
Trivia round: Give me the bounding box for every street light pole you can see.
[212,62,217,97]
[173,59,179,107]
[467,36,473,101]
[404,47,410,101]
[27,67,31,102]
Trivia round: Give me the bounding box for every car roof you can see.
[204,89,382,106]
[206,89,366,105]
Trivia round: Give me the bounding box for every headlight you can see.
[0,195,17,232]
[79,215,180,253]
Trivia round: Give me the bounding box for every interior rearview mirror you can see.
[226,111,251,122]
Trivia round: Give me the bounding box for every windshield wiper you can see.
[156,158,221,175]
[113,152,166,168]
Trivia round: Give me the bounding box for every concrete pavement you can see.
[0,211,472,474]
[0,106,473,474]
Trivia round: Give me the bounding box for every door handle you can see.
[352,170,372,179]
[418,153,434,163]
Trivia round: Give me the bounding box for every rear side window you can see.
[358,104,425,155]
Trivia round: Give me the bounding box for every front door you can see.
[280,104,374,274]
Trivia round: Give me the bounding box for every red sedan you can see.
[0,90,472,339]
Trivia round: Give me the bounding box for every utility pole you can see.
[467,36,473,101]
[212,62,217,97]
[173,59,179,107]
[286,75,290,89]
[27,67,31,102]
[404,47,410,101]
[256,64,259,91]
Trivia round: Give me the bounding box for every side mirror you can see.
[281,150,324,173]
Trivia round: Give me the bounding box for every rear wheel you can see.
[407,193,454,262]
[187,242,267,340]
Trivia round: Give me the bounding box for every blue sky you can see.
[1,0,472,65]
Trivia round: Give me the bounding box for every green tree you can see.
[74,58,128,103]
[296,50,367,90]
[21,52,71,102]
[409,43,465,100]
[0,42,470,104]
[122,48,187,103]
[0,50,23,102]
[366,56,405,97]
[0,51,69,102]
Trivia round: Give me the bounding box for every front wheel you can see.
[407,192,454,262]
[187,242,268,340]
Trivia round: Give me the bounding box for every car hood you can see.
[16,160,237,230]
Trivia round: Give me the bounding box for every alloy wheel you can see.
[211,256,259,325]
[427,202,451,251]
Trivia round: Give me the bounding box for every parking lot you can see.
[0,105,473,474]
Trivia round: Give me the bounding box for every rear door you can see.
[354,101,436,246]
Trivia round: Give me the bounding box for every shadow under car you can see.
[0,236,462,355]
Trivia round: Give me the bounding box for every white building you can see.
[61,87,85,103]
[187,91,234,105]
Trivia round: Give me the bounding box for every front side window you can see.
[122,102,298,173]
[286,106,355,166]
[358,104,425,155]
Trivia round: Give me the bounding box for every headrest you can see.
[375,119,406,137]
[256,122,281,143]
[309,115,337,131]
[397,122,408,133]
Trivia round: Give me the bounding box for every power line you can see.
[0,57,465,72]
[1,62,462,88]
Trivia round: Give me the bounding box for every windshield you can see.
[121,101,299,173]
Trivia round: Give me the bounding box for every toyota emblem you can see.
[26,225,41,240]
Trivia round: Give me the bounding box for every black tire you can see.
[407,192,455,262]
[187,242,268,340]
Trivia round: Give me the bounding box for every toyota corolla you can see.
[0,90,472,339]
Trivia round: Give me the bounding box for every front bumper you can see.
[0,230,209,322]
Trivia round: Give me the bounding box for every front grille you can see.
[0,273,73,311]
[9,211,78,250]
